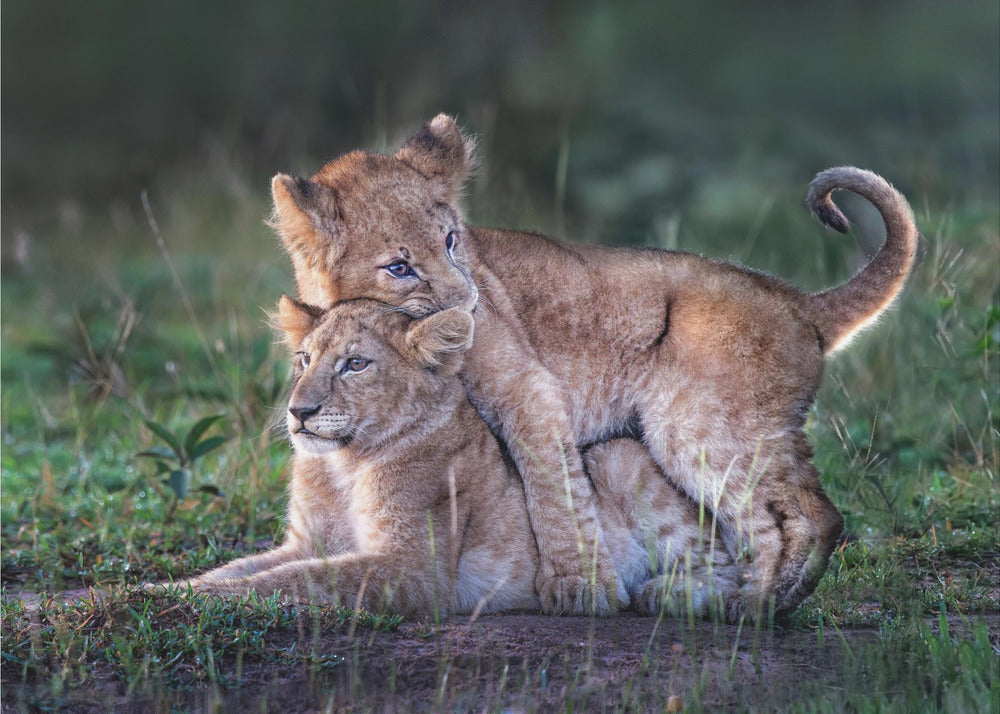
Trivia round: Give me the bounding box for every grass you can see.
[2,587,401,710]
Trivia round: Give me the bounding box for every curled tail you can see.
[806,167,922,354]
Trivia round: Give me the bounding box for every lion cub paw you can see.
[723,587,778,624]
[536,573,629,616]
[633,578,726,620]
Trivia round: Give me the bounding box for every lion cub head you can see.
[274,295,474,455]
[270,115,479,316]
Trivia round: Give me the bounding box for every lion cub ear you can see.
[395,114,477,202]
[272,294,325,350]
[270,174,341,249]
[405,308,474,376]
[270,175,345,306]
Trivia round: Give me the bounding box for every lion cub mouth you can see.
[294,428,354,449]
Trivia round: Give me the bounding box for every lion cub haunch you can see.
[268,115,921,620]
[189,298,738,618]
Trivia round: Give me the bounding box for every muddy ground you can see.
[7,604,997,713]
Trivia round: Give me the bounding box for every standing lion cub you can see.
[188,298,738,617]
[267,115,922,620]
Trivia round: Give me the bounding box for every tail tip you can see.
[811,200,852,234]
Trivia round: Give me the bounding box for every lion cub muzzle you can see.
[286,401,353,452]
[288,404,320,432]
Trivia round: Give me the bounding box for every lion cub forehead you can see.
[314,151,423,197]
[305,302,410,353]
[311,152,458,228]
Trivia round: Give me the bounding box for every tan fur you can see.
[268,115,921,619]
[190,299,738,618]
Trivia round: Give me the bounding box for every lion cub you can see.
[189,298,737,617]
[268,115,922,619]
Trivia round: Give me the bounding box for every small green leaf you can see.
[167,470,190,501]
[136,446,178,462]
[184,414,225,458]
[189,435,228,461]
[144,420,183,460]
[197,484,225,498]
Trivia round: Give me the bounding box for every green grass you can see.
[1,587,401,710]
[783,612,997,714]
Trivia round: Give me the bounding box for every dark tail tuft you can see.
[805,167,921,354]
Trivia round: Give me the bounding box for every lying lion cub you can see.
[267,115,922,619]
[187,297,738,617]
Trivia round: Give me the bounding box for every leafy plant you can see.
[137,415,229,517]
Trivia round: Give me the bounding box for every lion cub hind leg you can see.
[585,439,740,620]
[632,544,740,619]
[764,462,844,615]
[640,401,844,621]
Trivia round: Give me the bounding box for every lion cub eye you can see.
[385,261,416,278]
[340,357,370,375]
[296,352,311,370]
[445,231,456,253]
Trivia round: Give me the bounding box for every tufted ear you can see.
[395,114,476,202]
[270,173,341,249]
[404,308,474,376]
[272,294,325,351]
[270,174,345,306]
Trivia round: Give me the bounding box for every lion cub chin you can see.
[183,297,738,618]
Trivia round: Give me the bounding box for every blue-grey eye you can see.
[445,231,456,252]
[296,352,311,370]
[385,261,416,278]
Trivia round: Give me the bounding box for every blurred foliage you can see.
[3,0,997,212]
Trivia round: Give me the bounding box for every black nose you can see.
[289,404,320,423]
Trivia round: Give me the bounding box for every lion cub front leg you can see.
[189,546,305,585]
[519,433,620,615]
[463,322,624,615]
[192,551,443,617]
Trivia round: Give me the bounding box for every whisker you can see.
[475,291,498,317]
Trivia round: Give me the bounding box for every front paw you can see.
[535,569,628,616]
[633,578,725,619]
[139,578,200,596]
[725,586,777,624]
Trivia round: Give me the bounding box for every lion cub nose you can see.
[289,404,321,423]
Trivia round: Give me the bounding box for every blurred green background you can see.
[1,0,997,591]
[4,0,997,228]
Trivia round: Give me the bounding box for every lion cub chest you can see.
[286,454,371,556]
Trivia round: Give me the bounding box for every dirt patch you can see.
[8,605,996,713]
